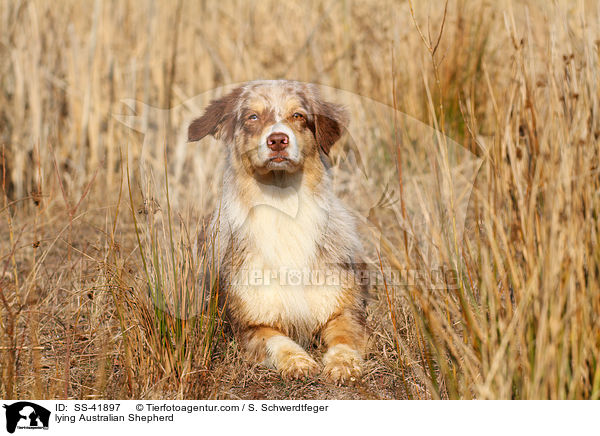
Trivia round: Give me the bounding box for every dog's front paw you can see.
[278,351,320,380]
[322,344,363,384]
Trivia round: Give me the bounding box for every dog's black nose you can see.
[267,132,289,151]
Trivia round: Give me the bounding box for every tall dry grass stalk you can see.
[0,0,598,399]
[378,0,600,399]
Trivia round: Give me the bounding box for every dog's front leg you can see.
[241,326,319,379]
[321,310,367,384]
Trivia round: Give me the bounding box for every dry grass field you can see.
[1,0,599,400]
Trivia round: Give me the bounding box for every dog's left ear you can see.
[313,100,349,155]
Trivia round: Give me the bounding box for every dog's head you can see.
[188,80,348,175]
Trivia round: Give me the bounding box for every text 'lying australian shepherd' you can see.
[188,80,369,384]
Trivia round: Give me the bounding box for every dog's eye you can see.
[247,114,258,121]
[292,112,305,119]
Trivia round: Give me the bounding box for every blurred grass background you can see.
[0,0,599,399]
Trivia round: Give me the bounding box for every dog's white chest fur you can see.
[245,182,324,268]
[224,181,343,339]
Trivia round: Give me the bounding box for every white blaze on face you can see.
[258,121,299,164]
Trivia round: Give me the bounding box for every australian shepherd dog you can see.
[188,80,368,384]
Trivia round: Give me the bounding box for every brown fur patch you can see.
[321,310,368,352]
[240,107,275,137]
[241,325,282,362]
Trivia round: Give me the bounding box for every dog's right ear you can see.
[188,87,243,143]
